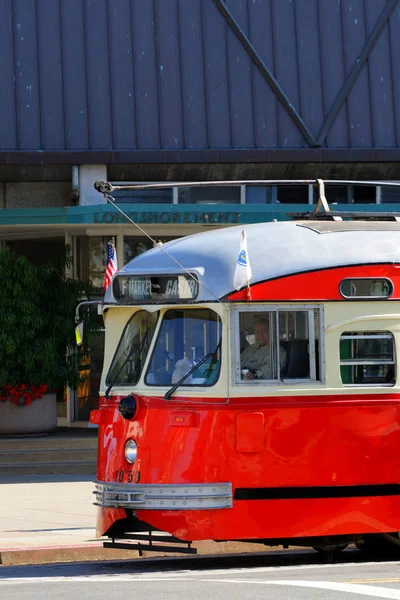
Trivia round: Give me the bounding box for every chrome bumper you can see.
[94,481,233,510]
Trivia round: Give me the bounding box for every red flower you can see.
[0,384,48,406]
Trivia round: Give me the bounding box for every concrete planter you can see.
[0,393,57,436]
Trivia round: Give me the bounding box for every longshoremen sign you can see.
[94,211,241,225]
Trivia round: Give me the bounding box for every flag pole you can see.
[246,283,252,301]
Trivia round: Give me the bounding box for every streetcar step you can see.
[104,532,197,555]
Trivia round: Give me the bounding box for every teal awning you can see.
[1,202,398,228]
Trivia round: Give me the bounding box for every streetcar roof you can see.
[105,220,400,302]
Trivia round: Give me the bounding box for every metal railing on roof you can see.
[94,179,400,193]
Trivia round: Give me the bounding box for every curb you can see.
[0,544,140,566]
[0,541,285,566]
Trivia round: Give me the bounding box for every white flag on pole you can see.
[233,230,252,291]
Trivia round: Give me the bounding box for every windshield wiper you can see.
[105,330,149,399]
[164,340,221,400]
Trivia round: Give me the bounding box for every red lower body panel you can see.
[95,393,400,542]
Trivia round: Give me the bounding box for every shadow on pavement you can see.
[1,548,398,580]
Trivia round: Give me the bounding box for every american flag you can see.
[104,241,118,291]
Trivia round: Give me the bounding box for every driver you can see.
[241,318,286,379]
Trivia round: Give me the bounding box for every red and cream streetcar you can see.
[90,180,400,556]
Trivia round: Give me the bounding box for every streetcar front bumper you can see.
[94,481,233,510]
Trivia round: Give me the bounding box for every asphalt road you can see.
[1,550,400,600]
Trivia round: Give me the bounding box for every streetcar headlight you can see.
[124,439,138,464]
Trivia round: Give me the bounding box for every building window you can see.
[352,185,377,204]
[381,185,400,204]
[340,332,395,386]
[246,186,272,204]
[112,187,173,204]
[233,306,321,384]
[76,236,113,292]
[178,186,240,204]
[109,181,382,207]
[312,184,378,204]
[312,184,348,204]
[124,237,154,264]
[276,185,308,204]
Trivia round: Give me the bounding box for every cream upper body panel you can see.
[100,300,400,400]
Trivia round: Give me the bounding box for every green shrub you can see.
[0,246,97,401]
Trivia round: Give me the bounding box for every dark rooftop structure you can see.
[0,0,399,177]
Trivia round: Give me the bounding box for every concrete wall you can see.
[2,182,71,209]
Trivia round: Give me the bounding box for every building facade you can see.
[1,0,400,425]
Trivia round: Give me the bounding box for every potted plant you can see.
[0,246,95,435]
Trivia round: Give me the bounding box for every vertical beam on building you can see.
[64,231,73,277]
[308,184,314,204]
[68,387,76,427]
[376,186,382,204]
[72,235,78,279]
[116,232,124,267]
[347,186,353,204]
[79,165,108,205]
[1,182,5,208]
[64,231,74,427]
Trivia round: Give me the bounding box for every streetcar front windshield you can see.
[106,310,158,386]
[145,308,222,386]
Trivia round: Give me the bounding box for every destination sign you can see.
[113,274,199,303]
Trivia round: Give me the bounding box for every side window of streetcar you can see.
[238,309,320,383]
[340,332,395,386]
[339,278,393,299]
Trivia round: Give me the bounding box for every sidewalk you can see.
[0,474,127,565]
[0,474,97,550]
[0,474,277,565]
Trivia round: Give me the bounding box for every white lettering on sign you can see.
[165,280,179,296]
[165,278,198,298]
[128,278,152,298]
[188,279,198,295]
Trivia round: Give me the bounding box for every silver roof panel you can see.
[104,221,400,303]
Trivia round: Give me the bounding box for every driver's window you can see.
[145,308,222,386]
